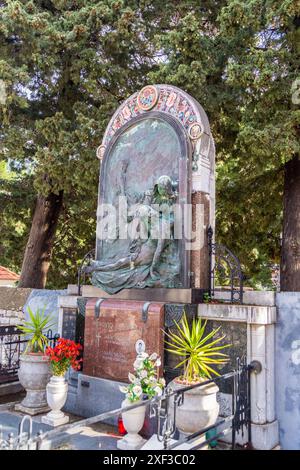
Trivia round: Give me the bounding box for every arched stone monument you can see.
[87,84,215,299]
[81,85,216,383]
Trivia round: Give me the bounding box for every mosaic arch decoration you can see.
[137,85,159,111]
[97,84,211,158]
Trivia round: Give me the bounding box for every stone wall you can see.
[0,287,32,325]
[244,292,300,450]
[0,287,67,331]
[24,289,66,334]
[276,292,300,450]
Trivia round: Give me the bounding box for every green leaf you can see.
[20,306,54,353]
[163,311,230,381]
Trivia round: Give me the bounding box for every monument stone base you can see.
[15,403,50,416]
[83,298,165,381]
[42,411,69,427]
[64,373,159,437]
[141,434,206,450]
[117,434,146,450]
[59,294,197,438]
[64,374,125,426]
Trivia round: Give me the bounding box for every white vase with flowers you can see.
[117,351,165,450]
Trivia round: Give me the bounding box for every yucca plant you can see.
[19,306,54,354]
[165,313,231,383]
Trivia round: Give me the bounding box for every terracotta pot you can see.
[169,379,219,435]
[18,354,51,411]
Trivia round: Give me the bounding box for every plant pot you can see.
[117,399,146,450]
[42,375,69,427]
[169,379,219,436]
[16,354,51,415]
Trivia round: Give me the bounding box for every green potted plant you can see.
[165,313,230,436]
[16,306,54,415]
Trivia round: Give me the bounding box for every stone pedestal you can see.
[117,434,146,450]
[15,354,51,416]
[64,374,125,426]
[15,403,50,416]
[42,410,69,427]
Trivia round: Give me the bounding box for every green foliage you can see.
[0,0,171,283]
[203,292,212,303]
[0,169,34,274]
[151,0,299,288]
[0,1,299,287]
[19,305,54,353]
[165,313,230,382]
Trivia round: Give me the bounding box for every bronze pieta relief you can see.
[86,85,214,295]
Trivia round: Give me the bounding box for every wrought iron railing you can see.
[0,358,258,450]
[156,357,253,450]
[0,327,59,384]
[208,226,244,304]
[77,249,95,295]
[0,325,23,384]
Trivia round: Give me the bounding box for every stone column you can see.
[190,132,215,290]
[276,292,300,450]
[247,307,279,449]
[198,292,279,450]
[191,190,210,289]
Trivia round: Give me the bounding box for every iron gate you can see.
[0,326,59,384]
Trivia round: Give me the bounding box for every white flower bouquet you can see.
[119,352,165,403]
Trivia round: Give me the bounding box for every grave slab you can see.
[83,298,164,382]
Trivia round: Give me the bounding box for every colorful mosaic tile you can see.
[137,85,158,111]
[103,85,201,147]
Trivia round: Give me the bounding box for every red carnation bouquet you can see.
[45,338,82,376]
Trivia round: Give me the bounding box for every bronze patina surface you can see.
[90,113,191,294]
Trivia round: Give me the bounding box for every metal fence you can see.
[208,226,244,304]
[0,326,59,384]
[0,358,258,450]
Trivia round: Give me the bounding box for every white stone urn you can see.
[117,399,146,450]
[169,379,219,437]
[16,354,51,415]
[42,376,69,427]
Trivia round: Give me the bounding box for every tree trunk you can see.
[280,155,300,291]
[18,191,64,288]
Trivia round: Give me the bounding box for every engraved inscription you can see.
[83,299,164,382]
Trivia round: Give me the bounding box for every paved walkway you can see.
[0,405,231,451]
[0,410,120,450]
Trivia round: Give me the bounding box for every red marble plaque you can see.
[83,299,165,382]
